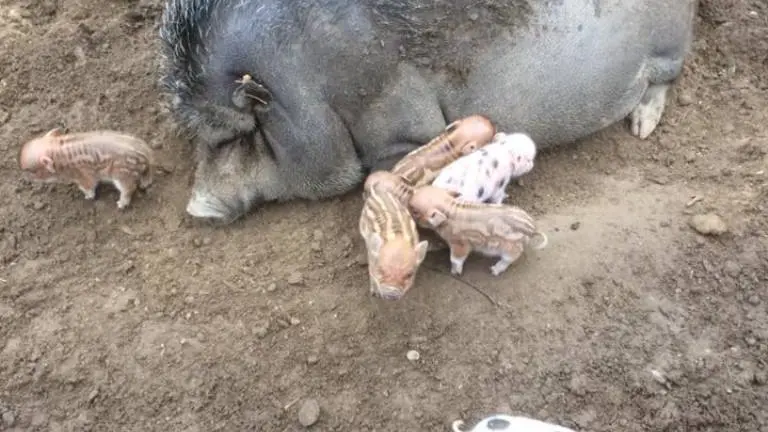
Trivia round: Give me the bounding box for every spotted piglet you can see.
[431,132,537,204]
[452,414,575,432]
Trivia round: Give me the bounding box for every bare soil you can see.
[1,0,766,431]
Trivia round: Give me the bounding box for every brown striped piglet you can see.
[18,128,154,209]
[432,132,537,204]
[408,185,547,276]
[391,115,496,188]
[363,170,414,206]
[358,187,429,300]
[364,170,450,252]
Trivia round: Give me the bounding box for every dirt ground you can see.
[0,0,766,431]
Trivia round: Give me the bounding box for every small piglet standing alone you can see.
[18,128,154,209]
[432,132,537,204]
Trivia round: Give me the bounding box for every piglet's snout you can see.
[375,284,406,300]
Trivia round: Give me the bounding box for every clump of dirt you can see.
[0,0,766,431]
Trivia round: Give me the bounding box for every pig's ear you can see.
[427,210,447,227]
[40,155,55,173]
[415,240,429,264]
[461,141,479,155]
[45,127,65,138]
[244,82,273,112]
[232,75,273,113]
[444,120,460,133]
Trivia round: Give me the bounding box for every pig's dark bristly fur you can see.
[158,0,534,144]
[157,0,696,223]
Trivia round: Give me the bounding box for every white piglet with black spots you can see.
[452,414,576,432]
[431,132,537,204]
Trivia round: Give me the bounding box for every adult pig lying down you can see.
[158,0,697,223]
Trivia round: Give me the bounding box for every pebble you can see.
[88,388,99,403]
[313,230,324,241]
[570,221,581,231]
[266,283,277,292]
[723,260,742,278]
[307,355,319,365]
[290,317,301,326]
[355,252,368,266]
[2,411,15,427]
[255,326,269,338]
[298,399,320,427]
[747,295,761,306]
[677,92,694,106]
[406,350,420,361]
[287,272,304,285]
[689,213,728,236]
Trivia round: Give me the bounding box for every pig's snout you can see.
[186,189,240,221]
[374,284,407,301]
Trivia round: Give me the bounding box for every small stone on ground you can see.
[298,398,320,427]
[689,213,728,236]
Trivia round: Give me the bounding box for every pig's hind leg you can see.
[490,243,524,276]
[112,177,139,209]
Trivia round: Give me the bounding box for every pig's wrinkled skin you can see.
[158,0,697,223]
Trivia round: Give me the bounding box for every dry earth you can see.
[0,0,766,431]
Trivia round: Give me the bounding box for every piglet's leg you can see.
[448,241,471,276]
[489,189,507,204]
[73,173,98,200]
[113,177,138,209]
[490,243,524,276]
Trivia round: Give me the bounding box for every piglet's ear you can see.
[461,141,478,155]
[45,127,65,138]
[415,240,429,264]
[40,155,55,173]
[427,210,448,227]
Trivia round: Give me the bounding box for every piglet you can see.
[18,127,154,209]
[408,185,547,276]
[432,132,537,204]
[358,187,429,300]
[363,170,415,206]
[364,170,450,252]
[391,115,496,188]
[452,414,575,432]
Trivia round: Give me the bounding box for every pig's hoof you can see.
[117,198,131,209]
[450,263,464,276]
[80,188,96,200]
[629,83,670,139]
[490,260,512,276]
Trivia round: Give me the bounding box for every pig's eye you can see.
[404,271,414,279]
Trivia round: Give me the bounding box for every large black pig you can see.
[158,0,697,223]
